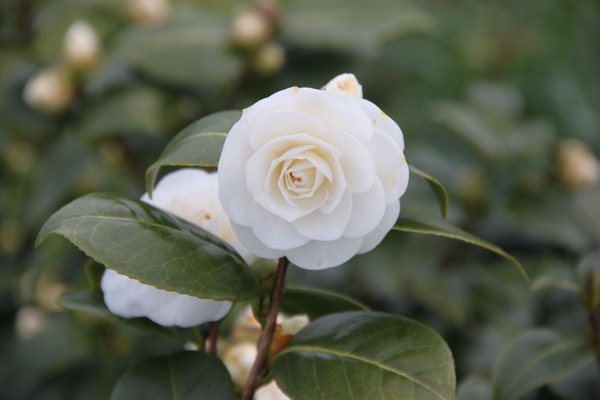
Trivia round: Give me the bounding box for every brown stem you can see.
[242,257,289,400]
[207,321,219,355]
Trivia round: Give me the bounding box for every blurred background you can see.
[1,0,600,398]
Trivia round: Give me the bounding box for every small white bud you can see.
[231,9,272,49]
[323,73,363,98]
[62,20,101,71]
[279,314,309,336]
[127,0,170,24]
[556,139,600,190]
[222,342,257,388]
[183,341,199,351]
[254,41,285,76]
[23,66,74,114]
[15,306,48,340]
[255,380,290,400]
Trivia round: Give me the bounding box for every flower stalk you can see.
[208,321,219,355]
[242,256,289,400]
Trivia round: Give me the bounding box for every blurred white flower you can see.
[127,0,170,24]
[22,66,74,113]
[218,73,409,269]
[556,138,599,190]
[62,20,100,71]
[15,306,48,340]
[254,41,286,76]
[231,9,272,49]
[102,169,256,327]
[222,341,258,388]
[255,381,290,400]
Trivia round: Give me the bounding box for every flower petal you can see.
[368,128,409,204]
[316,128,375,193]
[231,222,286,259]
[359,99,405,150]
[293,191,352,241]
[357,200,400,254]
[249,110,325,150]
[343,178,386,238]
[286,235,363,270]
[248,201,310,250]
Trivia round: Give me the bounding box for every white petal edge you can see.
[286,235,363,270]
[248,201,310,250]
[358,98,405,151]
[368,128,410,205]
[343,178,386,238]
[293,190,352,241]
[231,222,286,259]
[357,200,401,254]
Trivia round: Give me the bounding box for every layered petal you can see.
[293,190,352,241]
[343,178,386,238]
[286,235,363,270]
[357,200,401,254]
[248,201,310,250]
[368,128,410,204]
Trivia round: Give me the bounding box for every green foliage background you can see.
[1,0,599,398]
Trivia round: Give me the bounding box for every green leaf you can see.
[110,10,243,88]
[281,0,434,52]
[393,208,528,280]
[84,259,105,290]
[110,351,235,400]
[57,290,192,342]
[79,87,164,139]
[457,376,492,400]
[36,193,260,301]
[409,163,449,218]
[530,273,581,295]
[492,329,595,400]
[145,110,241,197]
[273,311,455,400]
[280,286,369,321]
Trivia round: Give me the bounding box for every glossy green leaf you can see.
[393,208,527,280]
[36,193,260,301]
[273,311,455,400]
[409,163,449,218]
[84,259,105,290]
[457,376,492,400]
[530,273,581,295]
[145,110,241,197]
[110,11,242,88]
[79,87,164,139]
[57,290,191,342]
[280,286,369,321]
[493,329,594,400]
[110,351,235,400]
[281,0,434,52]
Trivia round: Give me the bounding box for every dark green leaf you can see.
[530,272,581,295]
[110,351,235,400]
[145,110,241,197]
[36,193,260,301]
[57,290,192,342]
[79,87,164,139]
[457,376,492,400]
[110,11,243,88]
[281,0,434,52]
[273,311,455,400]
[84,259,105,290]
[280,286,369,321]
[393,208,528,280]
[493,329,594,400]
[409,163,449,218]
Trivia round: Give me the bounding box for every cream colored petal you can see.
[248,201,310,250]
[357,200,400,254]
[343,178,386,238]
[286,235,363,270]
[249,110,325,150]
[292,191,352,241]
[231,222,286,259]
[368,128,409,205]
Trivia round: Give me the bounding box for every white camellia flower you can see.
[101,169,256,327]
[218,74,409,269]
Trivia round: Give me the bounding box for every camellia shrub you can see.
[37,74,527,399]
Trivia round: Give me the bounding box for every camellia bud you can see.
[231,9,272,49]
[323,73,363,98]
[127,0,170,24]
[62,20,101,71]
[253,41,285,76]
[22,66,74,114]
[222,342,258,388]
[15,306,48,340]
[255,380,290,400]
[556,138,600,190]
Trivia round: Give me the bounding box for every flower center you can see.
[284,159,318,194]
